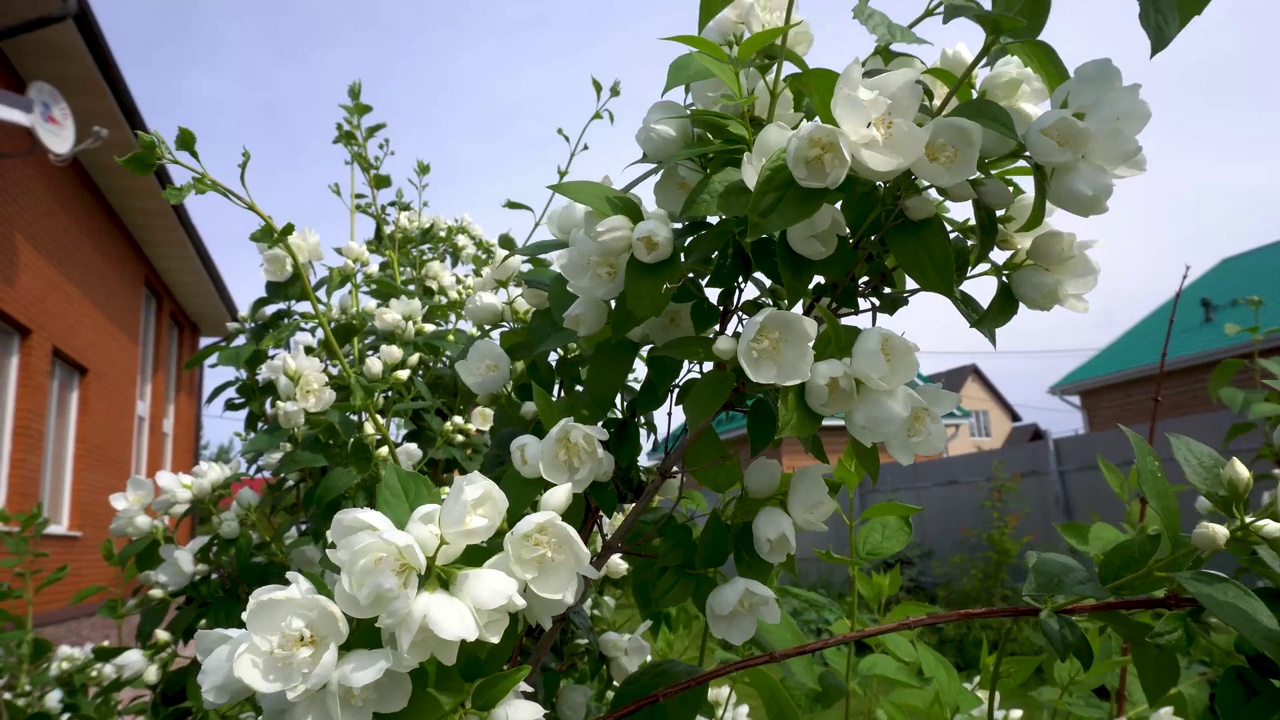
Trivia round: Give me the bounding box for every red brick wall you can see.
[1079,351,1279,432]
[0,53,202,617]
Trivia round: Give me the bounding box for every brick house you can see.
[0,2,235,619]
[1052,240,1280,432]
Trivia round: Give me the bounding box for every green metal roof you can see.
[650,372,970,454]
[1053,240,1280,393]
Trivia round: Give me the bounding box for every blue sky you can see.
[92,0,1280,444]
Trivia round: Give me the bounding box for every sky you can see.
[91,0,1280,446]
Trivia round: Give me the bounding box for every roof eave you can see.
[1051,336,1280,396]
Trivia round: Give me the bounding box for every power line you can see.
[918,348,1101,355]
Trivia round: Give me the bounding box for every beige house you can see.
[924,364,1022,454]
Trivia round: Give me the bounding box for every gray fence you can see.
[794,410,1271,588]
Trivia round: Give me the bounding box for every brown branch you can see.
[1116,264,1190,718]
[600,595,1199,720]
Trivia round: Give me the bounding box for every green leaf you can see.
[1097,531,1163,593]
[786,68,840,126]
[683,428,742,493]
[583,338,641,421]
[161,182,193,205]
[747,399,778,457]
[1121,426,1180,543]
[696,512,732,570]
[547,181,643,223]
[1215,665,1276,720]
[681,167,742,218]
[609,660,707,720]
[1138,0,1210,57]
[744,668,802,720]
[531,382,559,427]
[649,336,717,362]
[1099,456,1131,502]
[1174,570,1280,662]
[991,0,1051,40]
[1015,164,1049,233]
[1208,358,1245,399]
[858,654,923,686]
[624,253,680,322]
[698,0,734,32]
[1131,639,1180,704]
[511,239,567,257]
[971,281,1020,346]
[117,136,159,176]
[662,34,730,63]
[1167,433,1230,506]
[174,126,199,160]
[377,464,441,528]
[746,149,829,237]
[1004,39,1070,93]
[469,666,531,712]
[314,467,359,508]
[883,215,956,296]
[1023,551,1104,598]
[861,501,922,520]
[682,370,736,433]
[1039,610,1088,664]
[947,98,1019,141]
[737,23,798,62]
[663,52,718,95]
[69,584,108,605]
[242,425,290,456]
[1056,521,1125,556]
[776,385,823,438]
[857,516,913,561]
[853,0,931,45]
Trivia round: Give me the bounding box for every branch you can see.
[600,595,1200,720]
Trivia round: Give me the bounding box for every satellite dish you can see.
[26,80,76,156]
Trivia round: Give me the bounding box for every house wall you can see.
[0,53,202,618]
[1078,351,1280,432]
[947,375,1016,454]
[723,426,941,473]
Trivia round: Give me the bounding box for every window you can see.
[41,358,81,529]
[970,410,992,440]
[161,320,180,470]
[132,290,157,477]
[0,321,19,506]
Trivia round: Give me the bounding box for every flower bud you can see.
[1191,521,1230,552]
[539,484,574,515]
[974,177,1015,209]
[375,446,390,459]
[1223,457,1253,498]
[523,288,550,309]
[361,300,378,315]
[451,433,467,444]
[137,570,155,585]
[520,401,538,420]
[146,588,167,600]
[234,487,260,509]
[1194,495,1217,516]
[390,369,409,383]
[378,344,404,367]
[363,355,384,381]
[151,629,173,647]
[1255,518,1280,541]
[462,422,476,433]
[254,307,271,322]
[712,335,738,361]
[225,322,244,334]
[142,663,162,686]
[902,194,937,221]
[451,415,465,426]
[406,353,421,368]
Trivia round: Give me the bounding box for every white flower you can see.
[849,327,920,391]
[632,217,674,263]
[110,648,148,681]
[41,689,64,715]
[911,117,982,187]
[743,122,794,190]
[214,511,240,539]
[110,509,154,539]
[456,340,512,395]
[511,434,543,479]
[581,215,635,256]
[440,471,508,547]
[503,510,600,602]
[287,228,324,265]
[326,508,427,619]
[981,55,1049,108]
[738,308,818,386]
[154,535,209,591]
[363,355,384,381]
[883,384,961,465]
[752,506,797,563]
[1148,707,1184,720]
[974,178,1015,209]
[540,418,615,492]
[846,385,914,446]
[564,296,609,337]
[465,291,505,326]
[1046,159,1114,217]
[997,193,1054,251]
[260,247,293,282]
[452,568,527,643]
[713,335,738,361]
[786,121,853,189]
[470,406,495,432]
[635,100,693,161]
[405,504,464,565]
[559,235,628,301]
[395,442,424,469]
[902,194,937,220]
[557,685,593,720]
[1025,110,1090,167]
[547,201,591,241]
[379,344,404,367]
[746,1,813,54]
[1053,60,1150,177]
[702,685,751,720]
[641,302,696,347]
[340,240,370,265]
[787,204,846,261]
[751,75,803,126]
[490,697,549,720]
[701,0,749,42]
[831,60,927,179]
[1253,519,1280,541]
[1194,495,1218,516]
[1223,457,1253,497]
[936,42,975,77]
[290,650,413,720]
[604,554,630,579]
[705,577,781,645]
[787,464,837,531]
[599,620,652,681]
[539,484,574,515]
[805,358,859,415]
[1191,522,1230,552]
[653,163,704,216]
[110,475,154,513]
[745,457,783,498]
[384,589,480,668]
[295,372,336,414]
[1011,230,1100,313]
[235,572,349,699]
[152,470,201,515]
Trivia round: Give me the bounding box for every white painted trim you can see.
[0,322,19,507]
[131,290,157,477]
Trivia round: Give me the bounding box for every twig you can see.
[1115,264,1191,719]
[599,596,1200,720]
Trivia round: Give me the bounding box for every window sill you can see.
[0,525,82,538]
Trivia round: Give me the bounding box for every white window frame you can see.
[132,290,157,477]
[41,358,81,530]
[0,321,20,507]
[970,409,992,440]
[161,319,180,471]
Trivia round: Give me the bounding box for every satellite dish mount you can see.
[0,80,107,165]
